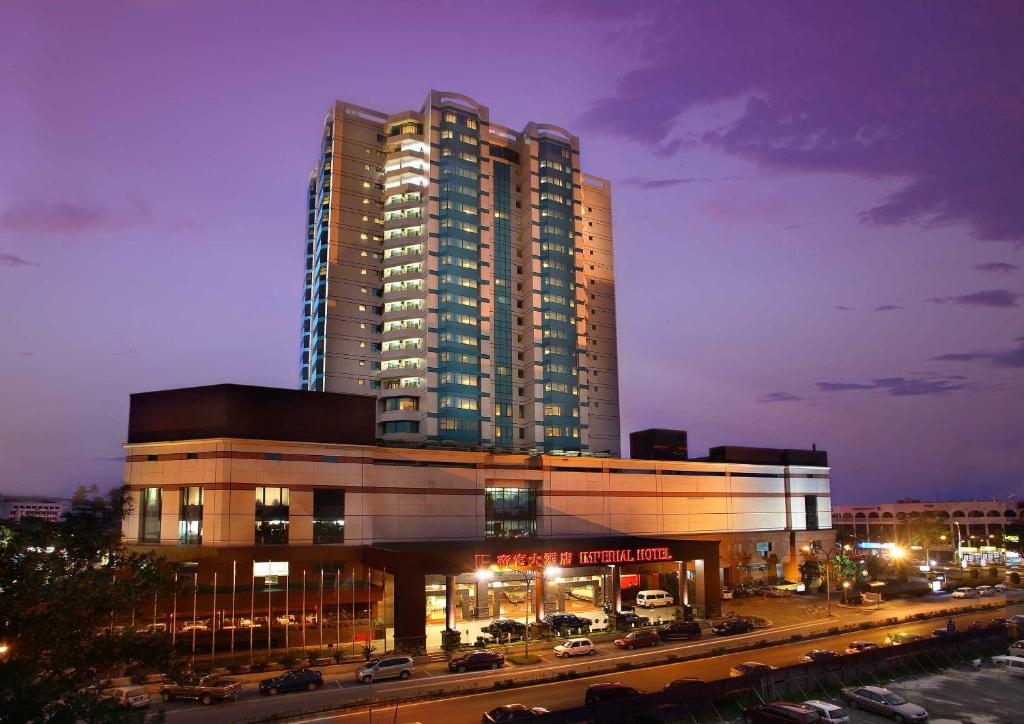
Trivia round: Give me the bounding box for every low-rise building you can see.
[0,495,71,523]
[122,384,833,650]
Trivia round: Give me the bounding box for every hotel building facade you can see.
[299,90,620,455]
[122,385,833,651]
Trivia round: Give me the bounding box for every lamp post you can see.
[801,542,836,617]
[842,580,851,605]
[476,565,560,661]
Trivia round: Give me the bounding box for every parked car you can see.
[356,656,415,683]
[994,583,1009,592]
[259,668,323,695]
[1008,614,1024,626]
[1008,640,1024,657]
[840,686,928,721]
[604,601,635,614]
[657,620,702,641]
[743,702,821,723]
[482,704,550,722]
[635,589,674,608]
[663,678,704,695]
[553,637,595,657]
[845,641,878,654]
[483,619,527,638]
[976,585,996,597]
[992,655,1024,678]
[543,613,592,631]
[952,587,979,599]
[584,682,643,706]
[613,611,650,628]
[883,632,924,646]
[800,649,840,663]
[614,630,659,650]
[802,699,851,723]
[159,674,241,705]
[449,650,505,673]
[99,686,150,709]
[730,662,776,677]
[721,588,735,600]
[180,621,210,632]
[712,618,754,635]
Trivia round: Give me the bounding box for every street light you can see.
[802,542,836,617]
[842,581,851,605]
[475,565,559,661]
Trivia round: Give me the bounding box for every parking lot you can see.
[744,666,1024,724]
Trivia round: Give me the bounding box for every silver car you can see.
[356,655,414,684]
[802,699,851,723]
[840,686,928,722]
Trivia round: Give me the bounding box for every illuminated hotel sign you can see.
[475,546,673,570]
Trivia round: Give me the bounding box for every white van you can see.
[635,590,674,608]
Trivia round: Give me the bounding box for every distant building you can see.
[832,497,1022,551]
[0,495,72,523]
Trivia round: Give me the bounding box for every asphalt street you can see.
[157,600,1020,724]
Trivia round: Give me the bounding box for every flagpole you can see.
[191,572,198,660]
[302,569,307,656]
[267,561,272,661]
[171,571,178,646]
[351,567,356,655]
[249,564,255,664]
[319,569,325,657]
[230,560,237,658]
[211,571,218,665]
[285,571,290,654]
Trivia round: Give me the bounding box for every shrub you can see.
[250,662,267,673]
[361,643,377,662]
[279,653,299,669]
[226,663,242,675]
[332,649,345,664]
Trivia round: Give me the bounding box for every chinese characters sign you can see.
[474,546,672,570]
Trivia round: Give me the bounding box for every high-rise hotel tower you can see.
[300,91,620,455]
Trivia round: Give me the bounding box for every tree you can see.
[798,559,821,588]
[0,485,182,723]
[908,512,948,565]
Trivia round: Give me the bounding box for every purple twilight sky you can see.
[1,1,1022,503]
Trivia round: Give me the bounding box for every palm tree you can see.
[909,512,948,566]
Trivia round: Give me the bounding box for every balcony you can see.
[381,341,424,359]
[383,212,423,230]
[384,167,429,189]
[380,376,423,390]
[385,147,429,167]
[382,244,425,264]
[384,193,423,212]
[382,324,424,342]
[379,358,425,373]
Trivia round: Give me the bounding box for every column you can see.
[393,568,427,652]
[445,575,456,630]
[610,565,621,612]
[677,561,688,606]
[534,574,545,622]
[490,588,501,618]
[694,558,722,619]
[475,579,490,618]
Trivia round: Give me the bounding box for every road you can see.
[160,601,1019,724]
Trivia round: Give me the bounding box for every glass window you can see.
[484,487,537,539]
[805,495,819,531]
[140,487,161,543]
[178,486,203,544]
[313,489,345,544]
[255,486,289,544]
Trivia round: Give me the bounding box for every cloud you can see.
[758,391,804,403]
[816,375,969,396]
[929,337,1024,369]
[783,224,803,230]
[875,304,903,312]
[832,305,854,311]
[974,262,1019,274]
[620,176,737,189]
[927,289,1020,308]
[12,351,33,357]
[575,2,1024,244]
[0,199,151,234]
[0,252,37,267]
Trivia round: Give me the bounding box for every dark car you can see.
[613,611,650,628]
[730,662,776,677]
[743,702,822,723]
[712,618,755,635]
[482,704,550,722]
[483,619,527,638]
[614,629,659,650]
[449,650,505,673]
[604,601,635,614]
[799,649,840,663]
[840,686,928,721]
[658,621,702,641]
[845,641,878,654]
[258,668,323,696]
[584,682,643,706]
[543,613,592,631]
[663,678,705,695]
